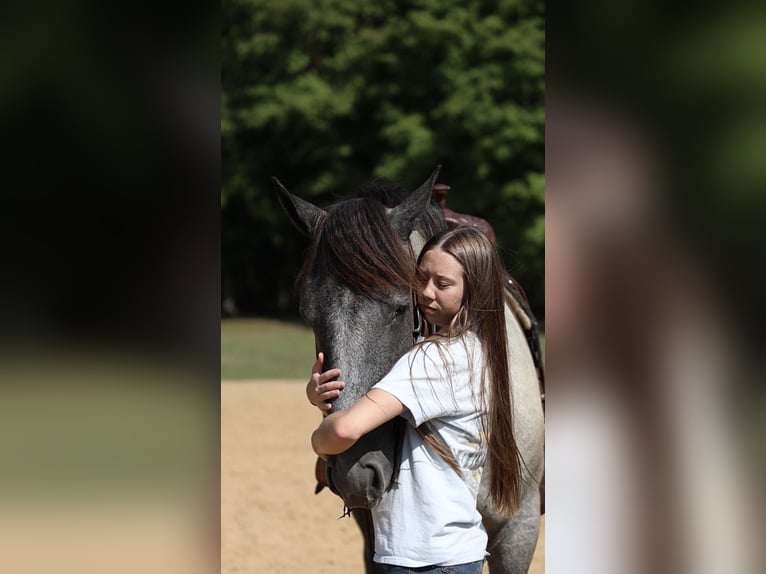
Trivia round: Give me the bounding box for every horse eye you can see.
[298,301,315,325]
[394,305,407,316]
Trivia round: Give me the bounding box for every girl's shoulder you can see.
[413,331,481,359]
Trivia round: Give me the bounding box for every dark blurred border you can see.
[0,2,219,572]
[1,1,219,362]
[548,1,765,572]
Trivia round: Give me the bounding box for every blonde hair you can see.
[415,226,522,516]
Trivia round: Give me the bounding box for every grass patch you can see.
[221,317,543,380]
[221,317,316,380]
[0,360,214,498]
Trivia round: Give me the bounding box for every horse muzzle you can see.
[325,425,397,509]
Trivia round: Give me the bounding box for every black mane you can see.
[296,182,445,300]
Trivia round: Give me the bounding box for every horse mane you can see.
[296,181,446,301]
[295,193,408,301]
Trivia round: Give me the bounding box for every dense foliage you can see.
[222,0,545,318]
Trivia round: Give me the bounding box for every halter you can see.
[411,296,426,342]
[407,236,429,343]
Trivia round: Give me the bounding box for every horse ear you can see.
[272,177,326,237]
[387,165,442,240]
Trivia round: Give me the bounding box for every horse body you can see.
[274,167,544,573]
[480,297,544,572]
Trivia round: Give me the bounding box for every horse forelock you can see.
[297,197,416,301]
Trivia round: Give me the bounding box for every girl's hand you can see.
[306,352,345,412]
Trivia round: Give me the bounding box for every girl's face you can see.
[417,247,465,327]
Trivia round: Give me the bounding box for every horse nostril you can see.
[326,450,392,509]
[325,458,341,497]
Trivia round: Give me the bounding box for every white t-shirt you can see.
[371,332,488,567]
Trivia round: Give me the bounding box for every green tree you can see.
[222,0,545,318]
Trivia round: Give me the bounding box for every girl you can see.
[309,226,522,574]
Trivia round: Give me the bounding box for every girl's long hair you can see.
[416,226,523,516]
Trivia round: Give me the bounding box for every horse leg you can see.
[480,478,541,574]
[351,508,384,574]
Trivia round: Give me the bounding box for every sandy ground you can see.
[222,381,544,573]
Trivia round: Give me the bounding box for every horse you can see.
[273,166,545,573]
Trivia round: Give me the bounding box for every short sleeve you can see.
[373,340,477,427]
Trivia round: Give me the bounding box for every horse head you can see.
[273,167,445,508]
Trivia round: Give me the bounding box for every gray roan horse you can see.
[273,166,544,574]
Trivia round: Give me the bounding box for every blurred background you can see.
[547,2,766,573]
[221,0,545,323]
[220,5,546,570]
[2,0,765,573]
[0,2,219,574]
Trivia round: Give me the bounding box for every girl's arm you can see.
[311,389,404,458]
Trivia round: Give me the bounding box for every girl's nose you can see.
[421,282,435,300]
